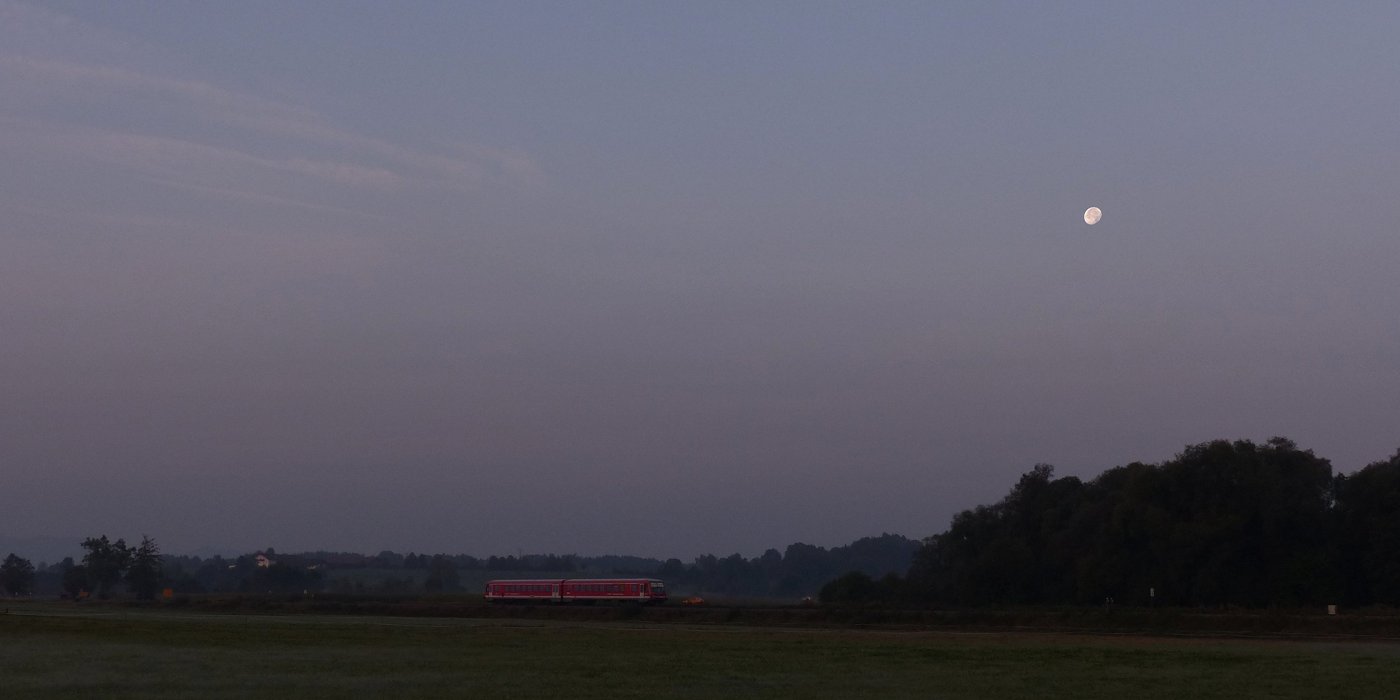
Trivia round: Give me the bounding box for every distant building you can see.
[255,553,274,569]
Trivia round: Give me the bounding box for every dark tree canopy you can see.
[1332,448,1400,606]
[898,438,1376,608]
[2,553,35,596]
[424,554,461,593]
[62,564,90,598]
[125,536,164,600]
[81,536,131,599]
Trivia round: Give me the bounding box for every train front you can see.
[647,579,668,603]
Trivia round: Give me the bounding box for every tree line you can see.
[822,438,1400,608]
[657,535,919,597]
[18,435,1388,608]
[301,536,918,597]
[6,535,918,599]
[3,535,163,600]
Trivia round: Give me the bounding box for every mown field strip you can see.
[7,603,1400,699]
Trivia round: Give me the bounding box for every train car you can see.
[484,578,667,604]
[559,578,667,604]
[483,579,562,603]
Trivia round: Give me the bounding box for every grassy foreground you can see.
[4,605,1399,699]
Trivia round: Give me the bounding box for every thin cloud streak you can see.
[0,54,538,195]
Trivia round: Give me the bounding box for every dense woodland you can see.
[6,437,1399,608]
[825,438,1400,608]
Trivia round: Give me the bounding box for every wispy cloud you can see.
[0,119,410,234]
[0,55,532,193]
[0,4,539,210]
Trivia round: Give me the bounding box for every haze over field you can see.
[3,2,1397,559]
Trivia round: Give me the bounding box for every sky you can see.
[3,1,1398,561]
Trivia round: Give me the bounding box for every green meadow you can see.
[4,605,1399,699]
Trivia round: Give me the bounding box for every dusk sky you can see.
[3,1,1398,561]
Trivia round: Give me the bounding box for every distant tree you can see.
[777,543,832,594]
[819,571,876,603]
[424,555,460,593]
[1333,448,1400,606]
[452,554,483,570]
[756,549,783,585]
[374,550,405,569]
[159,556,206,596]
[81,536,131,598]
[2,553,35,596]
[125,536,164,600]
[63,564,90,598]
[658,558,687,581]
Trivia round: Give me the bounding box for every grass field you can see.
[5,604,1400,699]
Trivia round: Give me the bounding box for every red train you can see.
[484,577,667,604]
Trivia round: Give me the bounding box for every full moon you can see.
[1084,207,1102,225]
